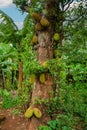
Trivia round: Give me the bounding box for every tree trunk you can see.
[28,31,53,129]
[12,69,14,84]
[28,0,63,129]
[18,61,23,89]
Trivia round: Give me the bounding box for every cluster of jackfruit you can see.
[31,12,50,31]
[30,35,38,45]
[35,17,50,31]
[24,107,42,119]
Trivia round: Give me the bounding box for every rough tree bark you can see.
[28,30,54,130]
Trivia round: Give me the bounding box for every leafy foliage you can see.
[0,88,29,111]
[0,10,18,44]
[0,89,19,109]
[39,114,74,130]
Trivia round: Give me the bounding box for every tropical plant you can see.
[0,43,18,88]
[0,9,34,89]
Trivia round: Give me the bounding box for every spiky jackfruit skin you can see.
[29,74,36,83]
[42,61,48,68]
[40,18,50,27]
[24,108,33,118]
[31,35,38,45]
[39,73,45,83]
[35,23,42,31]
[53,33,60,41]
[32,12,41,21]
[33,108,42,118]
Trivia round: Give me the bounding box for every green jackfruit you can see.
[29,74,36,83]
[32,12,41,21]
[31,35,38,45]
[53,33,60,41]
[39,73,46,83]
[35,23,42,31]
[42,61,48,68]
[33,108,42,118]
[24,107,33,118]
[40,18,50,27]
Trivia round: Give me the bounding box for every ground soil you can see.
[0,108,29,130]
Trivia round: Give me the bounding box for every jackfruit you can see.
[35,23,42,31]
[39,73,45,83]
[53,33,60,41]
[29,74,36,83]
[32,12,41,21]
[32,35,38,44]
[42,61,48,68]
[33,108,42,118]
[40,18,50,27]
[24,107,33,118]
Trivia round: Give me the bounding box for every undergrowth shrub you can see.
[0,88,29,110]
[38,114,74,130]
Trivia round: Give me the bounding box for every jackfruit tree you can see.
[13,0,86,129]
